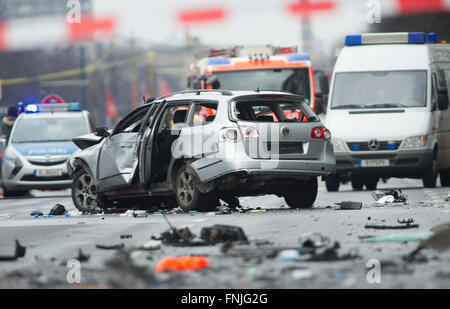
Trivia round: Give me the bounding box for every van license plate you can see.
[34,169,63,177]
[358,160,390,167]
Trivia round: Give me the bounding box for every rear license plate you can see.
[358,159,390,167]
[34,169,63,177]
[266,142,303,154]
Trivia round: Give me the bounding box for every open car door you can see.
[97,105,153,192]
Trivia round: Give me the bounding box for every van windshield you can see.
[11,116,89,143]
[330,70,427,109]
[214,69,311,102]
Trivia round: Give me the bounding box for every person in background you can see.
[1,105,18,143]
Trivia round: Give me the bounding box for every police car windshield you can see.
[11,116,89,143]
[331,70,427,109]
[214,69,311,102]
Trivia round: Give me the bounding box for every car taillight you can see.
[239,125,259,138]
[311,126,324,139]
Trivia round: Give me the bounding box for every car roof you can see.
[155,90,304,102]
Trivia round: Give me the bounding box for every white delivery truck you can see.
[323,32,450,191]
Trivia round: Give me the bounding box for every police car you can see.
[1,103,95,197]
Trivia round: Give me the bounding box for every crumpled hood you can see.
[12,141,79,157]
[325,110,432,141]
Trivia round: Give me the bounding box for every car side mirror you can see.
[438,91,449,111]
[94,127,110,138]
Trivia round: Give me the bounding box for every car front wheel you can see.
[72,168,104,212]
[284,177,318,209]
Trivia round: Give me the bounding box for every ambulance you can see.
[187,45,329,113]
[323,32,450,191]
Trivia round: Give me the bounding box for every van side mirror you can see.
[315,94,328,114]
[94,127,110,138]
[438,91,449,111]
[314,70,329,97]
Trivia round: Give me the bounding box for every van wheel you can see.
[364,177,378,190]
[72,168,107,212]
[440,170,450,187]
[284,177,318,209]
[173,163,213,212]
[423,158,438,188]
[351,175,364,191]
[325,174,340,192]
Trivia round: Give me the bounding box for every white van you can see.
[323,32,450,191]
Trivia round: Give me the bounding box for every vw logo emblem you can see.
[281,127,291,137]
[368,139,380,151]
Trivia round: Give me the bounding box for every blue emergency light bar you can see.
[345,32,435,46]
[24,103,81,113]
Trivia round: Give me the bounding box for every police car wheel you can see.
[72,169,102,212]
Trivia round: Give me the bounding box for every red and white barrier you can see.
[0,15,116,52]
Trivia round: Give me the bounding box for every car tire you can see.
[72,168,106,212]
[284,177,318,209]
[364,177,378,191]
[440,170,450,187]
[325,174,340,192]
[173,163,214,212]
[423,158,438,188]
[351,175,364,191]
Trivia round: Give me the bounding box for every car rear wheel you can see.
[325,174,340,192]
[440,170,450,187]
[364,177,378,190]
[423,158,438,188]
[173,163,214,212]
[284,177,318,209]
[351,175,364,191]
[72,168,105,212]
[2,187,29,198]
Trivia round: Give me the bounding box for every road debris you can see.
[360,231,434,243]
[215,205,232,215]
[299,242,360,262]
[0,240,26,261]
[200,225,249,245]
[405,224,450,262]
[290,269,314,280]
[133,210,147,218]
[155,256,210,272]
[30,210,43,217]
[49,204,67,216]
[96,244,125,250]
[120,234,133,239]
[138,240,162,251]
[299,232,330,249]
[365,218,419,229]
[371,190,407,206]
[280,250,301,261]
[335,201,362,210]
[75,249,90,262]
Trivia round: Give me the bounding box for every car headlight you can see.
[331,138,348,152]
[5,155,22,167]
[400,135,428,149]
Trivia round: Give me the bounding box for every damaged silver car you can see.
[67,90,336,212]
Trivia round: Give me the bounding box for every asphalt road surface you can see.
[0,178,449,289]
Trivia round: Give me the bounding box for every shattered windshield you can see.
[331,70,427,109]
[213,69,311,102]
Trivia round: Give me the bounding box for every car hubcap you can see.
[177,170,195,207]
[74,173,97,210]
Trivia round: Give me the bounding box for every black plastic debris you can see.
[0,240,26,261]
[335,201,362,210]
[49,204,67,216]
[30,210,43,217]
[120,234,133,239]
[299,233,330,249]
[200,225,249,244]
[76,249,90,262]
[365,218,419,230]
[96,243,125,250]
[301,242,360,262]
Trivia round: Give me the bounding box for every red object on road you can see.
[178,7,227,25]
[104,83,117,119]
[288,0,335,17]
[397,0,445,15]
[41,93,65,104]
[155,256,210,272]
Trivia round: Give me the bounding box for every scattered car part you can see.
[96,244,125,250]
[49,204,67,216]
[365,219,419,229]
[200,225,249,245]
[335,201,362,210]
[75,249,90,262]
[120,234,133,239]
[0,240,26,261]
[215,206,232,215]
[30,210,43,217]
[299,232,330,249]
[138,240,162,251]
[360,231,434,243]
